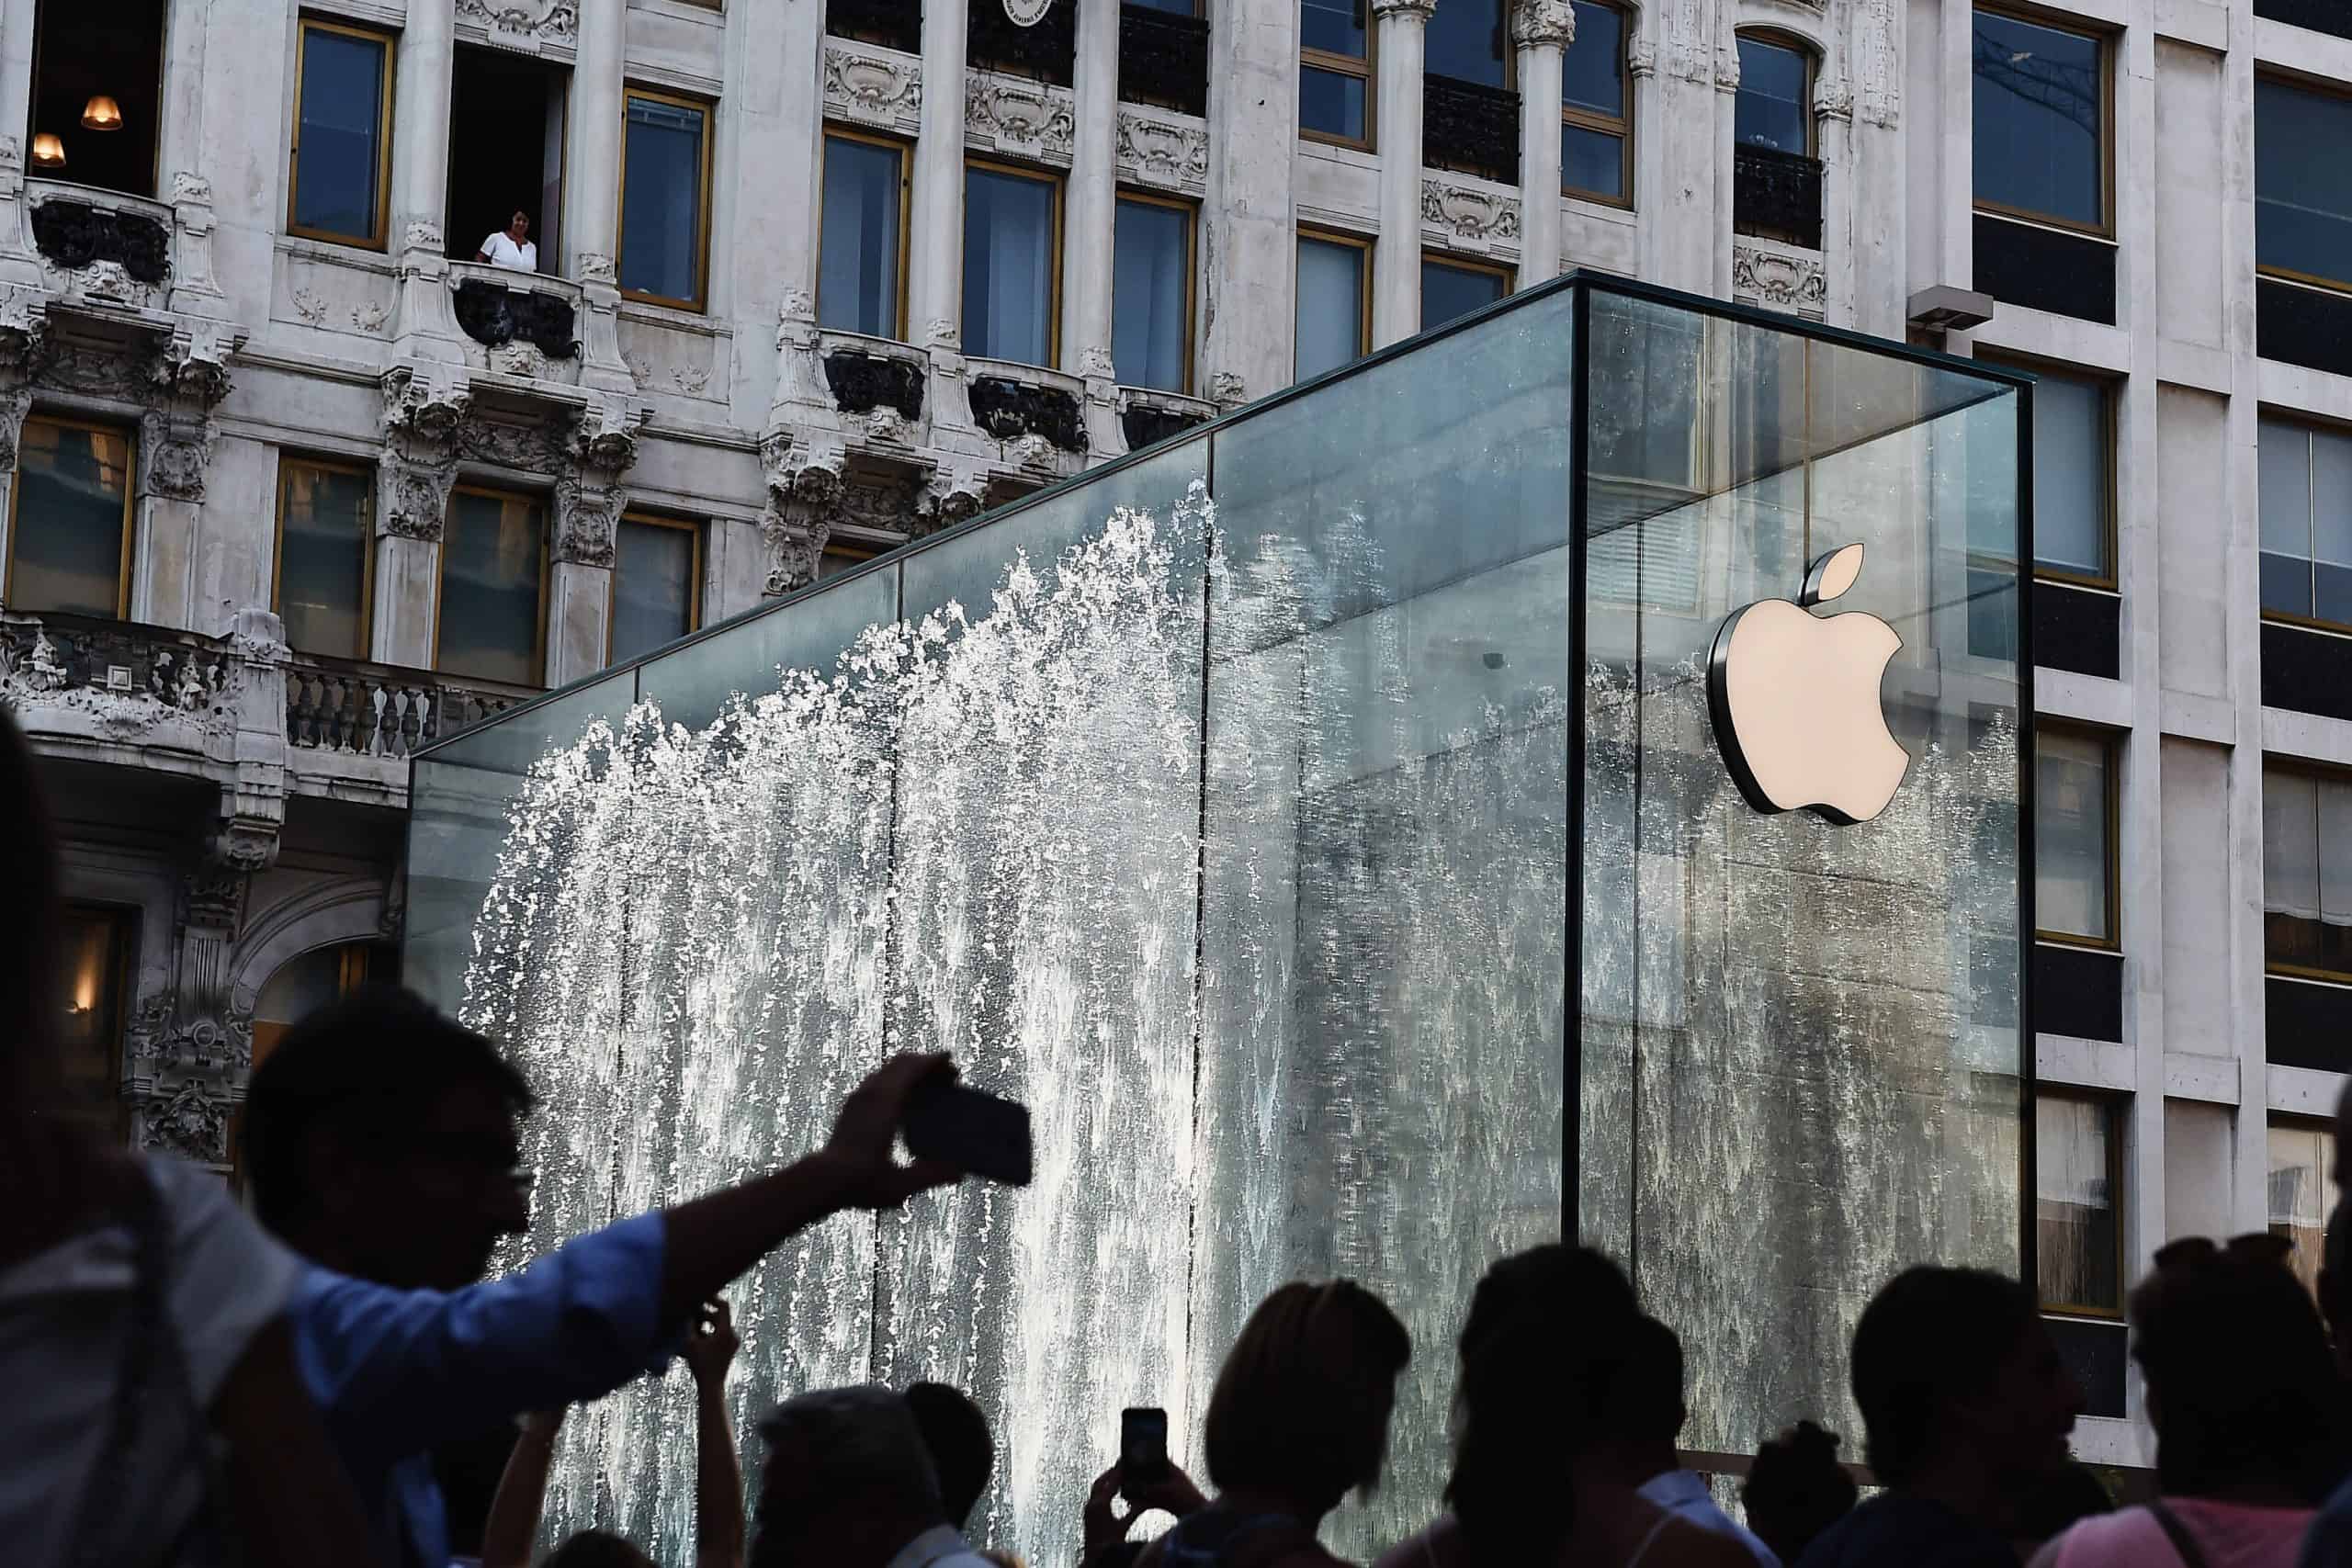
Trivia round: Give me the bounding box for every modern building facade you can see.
[3,0,2349,1482]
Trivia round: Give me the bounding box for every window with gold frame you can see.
[819,129,912,341]
[274,455,376,659]
[1420,252,1511,333]
[435,486,548,687]
[2036,1090,2123,1318]
[609,514,704,666]
[618,87,716,311]
[2034,725,2117,949]
[1561,0,1631,205]
[1300,0,1373,147]
[6,414,134,619]
[1295,229,1371,382]
[1112,191,1195,394]
[287,17,395,249]
[1973,7,2111,237]
[964,158,1064,367]
[819,537,882,581]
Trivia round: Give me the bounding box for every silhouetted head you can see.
[1849,1266,2079,1494]
[1740,1421,1857,1563]
[753,1385,947,1568]
[2324,1201,2352,1375]
[543,1530,656,1568]
[2014,1460,2112,1546]
[1203,1280,1411,1518]
[1606,1315,1688,1456]
[243,985,535,1289]
[2132,1235,2346,1504]
[905,1381,994,1530]
[0,709,59,1099]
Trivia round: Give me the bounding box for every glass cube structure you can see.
[404,276,2031,1564]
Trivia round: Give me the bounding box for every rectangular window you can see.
[2264,764,2352,979]
[1973,9,2108,232]
[610,516,702,666]
[1113,194,1193,393]
[2269,1119,2331,1297]
[436,488,547,687]
[1735,35,1811,155]
[275,457,374,660]
[963,161,1061,367]
[56,904,131,1145]
[820,540,879,580]
[2037,1093,2121,1314]
[6,416,133,618]
[2036,728,2114,946]
[1562,0,1630,203]
[819,131,908,340]
[2257,416,2352,628]
[1300,0,1372,146]
[2029,367,2112,582]
[1426,0,1506,88]
[618,90,714,310]
[2257,78,2352,292]
[1421,254,1510,333]
[1295,231,1370,381]
[288,18,393,247]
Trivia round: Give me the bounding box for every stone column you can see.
[570,0,633,389]
[1062,0,1120,378]
[1371,0,1434,347]
[372,366,471,668]
[156,0,210,201]
[1511,0,1571,286]
[910,0,971,350]
[546,398,638,683]
[1199,0,1297,404]
[1815,71,1854,321]
[0,291,44,567]
[390,0,460,354]
[130,324,242,632]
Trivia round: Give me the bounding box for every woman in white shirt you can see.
[0,708,381,1568]
[479,209,538,272]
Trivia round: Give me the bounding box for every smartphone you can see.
[1120,1406,1170,1494]
[900,1078,1034,1187]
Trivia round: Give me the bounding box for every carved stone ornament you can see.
[921,463,989,536]
[379,365,472,539]
[1510,0,1575,50]
[1209,369,1246,408]
[571,396,641,481]
[152,322,240,409]
[140,1079,231,1164]
[1369,0,1438,19]
[291,287,329,325]
[1001,0,1056,28]
[968,375,1086,453]
[457,0,579,40]
[454,278,580,361]
[1815,71,1853,124]
[1114,112,1210,191]
[1,616,234,740]
[30,199,170,285]
[967,76,1077,159]
[459,413,564,474]
[554,482,620,568]
[824,45,923,124]
[141,412,210,502]
[1079,345,1117,380]
[170,171,212,206]
[1858,0,1898,127]
[580,252,616,286]
[381,460,457,540]
[759,435,849,595]
[405,220,445,254]
[1733,243,1828,317]
[382,365,473,448]
[1421,178,1522,244]
[824,350,926,422]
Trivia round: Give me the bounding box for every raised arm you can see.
[682,1299,745,1568]
[479,1408,566,1568]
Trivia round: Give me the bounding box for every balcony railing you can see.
[285,653,532,761]
[1118,6,1210,117]
[28,186,173,285]
[1733,144,1823,251]
[0,611,228,717]
[823,344,927,421]
[969,371,1087,452]
[2255,0,2352,39]
[449,265,581,362]
[970,0,1075,85]
[828,0,922,53]
[1423,75,1520,186]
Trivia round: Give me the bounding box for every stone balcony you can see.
[23,174,230,322]
[818,330,933,449]
[1116,386,1216,453]
[447,261,585,383]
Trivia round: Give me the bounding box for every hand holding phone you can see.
[899,1077,1034,1187]
[1119,1407,1170,1494]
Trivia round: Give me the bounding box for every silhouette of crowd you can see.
[12,694,2352,1568]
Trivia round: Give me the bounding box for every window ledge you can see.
[1973,208,2120,249]
[275,233,401,277]
[618,299,733,337]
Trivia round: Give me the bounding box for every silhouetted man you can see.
[752,1387,995,1568]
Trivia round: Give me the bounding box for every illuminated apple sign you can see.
[1706,543,1908,826]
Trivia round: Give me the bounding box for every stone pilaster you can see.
[125,863,254,1174]
[374,364,472,667]
[1512,0,1572,286]
[390,0,461,356]
[0,283,44,572]
[1372,0,1435,346]
[910,0,971,353]
[546,394,641,683]
[130,321,243,629]
[1062,0,1121,377]
[568,0,632,389]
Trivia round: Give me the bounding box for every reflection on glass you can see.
[1300,0,1363,55]
[2258,418,2352,626]
[1295,235,1366,380]
[2270,1121,2330,1298]
[254,942,378,1066]
[2037,1096,2119,1312]
[1565,1,1625,116]
[2035,729,2109,942]
[1425,0,1504,85]
[1421,257,1507,332]
[2263,765,2352,977]
[1300,66,1369,141]
[2256,79,2352,289]
[55,905,127,1145]
[277,459,373,658]
[965,164,1058,366]
[291,23,387,242]
[620,95,708,306]
[1114,197,1190,392]
[1563,124,1625,201]
[2030,368,2109,579]
[820,134,905,339]
[612,519,698,666]
[9,418,131,617]
[1973,12,2103,227]
[437,490,545,686]
[820,545,878,580]
[1735,37,1809,152]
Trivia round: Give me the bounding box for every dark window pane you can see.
[1426,0,1505,86]
[964,165,1057,366]
[2036,730,2109,942]
[1968,563,2018,661]
[437,491,543,685]
[1300,0,1364,58]
[292,27,386,241]
[1128,0,1195,11]
[820,547,876,579]
[1735,38,1808,153]
[55,906,128,1145]
[2031,369,2108,577]
[10,419,130,617]
[1300,65,1368,140]
[2258,78,2352,288]
[820,135,904,338]
[1421,259,1506,332]
[278,462,372,658]
[2270,1121,2331,1297]
[2036,1097,2119,1311]
[1973,12,2104,227]
[1114,197,1190,392]
[611,521,696,665]
[1563,2,1624,116]
[2263,552,2315,618]
[619,96,707,304]
[1295,237,1364,379]
[1563,124,1624,199]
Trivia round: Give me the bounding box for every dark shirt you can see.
[1795,1494,2014,1568]
[2300,1474,2352,1568]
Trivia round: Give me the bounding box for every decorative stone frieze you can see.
[1510,0,1575,49]
[1733,242,1829,320]
[1114,111,1209,194]
[1421,178,1523,249]
[552,394,642,568]
[379,365,473,541]
[457,0,578,41]
[760,434,850,595]
[967,73,1079,164]
[825,44,924,130]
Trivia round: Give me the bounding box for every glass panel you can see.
[819,135,904,339]
[1421,258,1508,332]
[2269,1122,2330,1297]
[820,546,878,579]
[292,25,386,241]
[253,943,358,1066]
[1735,37,1809,153]
[1300,65,1369,141]
[2035,729,2109,941]
[1425,0,1505,86]
[1113,197,1190,392]
[278,460,372,659]
[619,96,707,303]
[610,520,697,666]
[2314,430,2352,627]
[2257,78,2352,288]
[1300,0,1364,58]
[1295,236,1365,380]
[2265,768,2322,920]
[2259,416,2314,619]
[964,165,1057,366]
[2029,368,2107,578]
[1564,1,1625,116]
[53,905,126,1143]
[1973,12,2104,228]
[2324,774,2352,929]
[1563,123,1624,199]
[437,491,545,686]
[9,419,130,617]
[637,561,899,736]
[2036,1097,2119,1312]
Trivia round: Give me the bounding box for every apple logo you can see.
[1706,543,1909,826]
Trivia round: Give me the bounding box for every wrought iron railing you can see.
[969,0,1076,85]
[1423,75,1520,186]
[1732,144,1823,251]
[1119,6,1210,117]
[2255,0,2352,39]
[827,0,922,52]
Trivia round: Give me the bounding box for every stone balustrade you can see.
[284,653,532,761]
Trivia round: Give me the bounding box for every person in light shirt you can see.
[477,209,537,272]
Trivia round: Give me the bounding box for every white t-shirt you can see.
[481,231,538,272]
[0,1154,301,1568]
